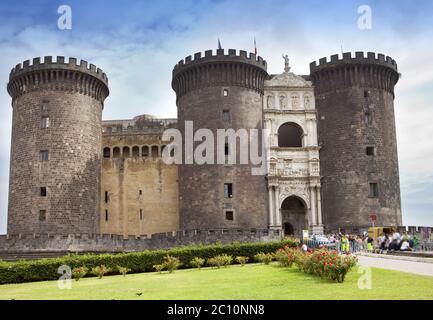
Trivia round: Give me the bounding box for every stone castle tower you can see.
[171,49,269,230]
[3,49,403,246]
[6,56,109,234]
[310,52,402,230]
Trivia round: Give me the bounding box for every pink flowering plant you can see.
[280,247,357,283]
[275,245,298,268]
[72,266,88,281]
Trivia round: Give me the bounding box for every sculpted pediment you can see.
[265,72,312,88]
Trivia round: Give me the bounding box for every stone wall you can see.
[172,49,269,230]
[100,118,179,237]
[6,56,109,235]
[0,229,282,253]
[310,52,402,229]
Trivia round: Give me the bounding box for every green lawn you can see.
[0,263,432,300]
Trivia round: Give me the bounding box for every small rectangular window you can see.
[365,111,372,125]
[225,210,234,221]
[139,190,142,195]
[40,150,49,161]
[224,183,233,198]
[224,143,229,156]
[103,148,110,158]
[223,89,229,97]
[364,90,369,98]
[105,210,108,221]
[41,102,49,113]
[104,191,109,203]
[40,187,47,197]
[140,209,143,220]
[366,147,375,156]
[39,210,46,221]
[223,110,231,122]
[41,116,50,129]
[369,183,379,198]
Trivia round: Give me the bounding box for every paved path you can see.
[357,255,433,277]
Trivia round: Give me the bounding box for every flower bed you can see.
[0,239,298,284]
[278,246,358,283]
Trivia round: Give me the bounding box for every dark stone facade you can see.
[2,50,405,254]
[6,57,109,235]
[310,52,402,230]
[172,49,269,230]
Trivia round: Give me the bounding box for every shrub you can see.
[153,264,165,274]
[254,252,274,265]
[190,257,205,270]
[71,267,87,281]
[91,265,110,279]
[207,254,233,268]
[163,255,182,273]
[207,257,218,268]
[324,254,358,283]
[235,256,249,266]
[0,239,298,284]
[292,247,358,283]
[117,266,131,277]
[275,247,297,268]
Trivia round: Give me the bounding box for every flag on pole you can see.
[218,39,222,50]
[254,37,257,55]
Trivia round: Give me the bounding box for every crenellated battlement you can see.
[7,56,109,102]
[9,56,108,83]
[0,229,282,257]
[309,52,400,95]
[172,49,269,99]
[1,228,278,241]
[173,49,267,75]
[310,52,398,73]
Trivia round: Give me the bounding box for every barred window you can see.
[224,183,233,198]
[39,210,46,221]
[369,183,379,198]
[225,210,234,221]
[40,150,49,161]
[41,116,50,129]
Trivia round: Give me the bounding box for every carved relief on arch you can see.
[303,94,312,109]
[278,184,310,209]
[279,94,287,109]
[291,93,300,109]
[266,94,275,109]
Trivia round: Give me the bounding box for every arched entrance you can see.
[281,196,308,238]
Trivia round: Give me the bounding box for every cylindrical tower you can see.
[172,49,269,230]
[310,52,402,230]
[7,56,109,234]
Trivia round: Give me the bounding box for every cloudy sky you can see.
[0,0,432,233]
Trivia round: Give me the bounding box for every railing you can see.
[302,239,433,253]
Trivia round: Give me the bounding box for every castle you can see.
[1,49,403,254]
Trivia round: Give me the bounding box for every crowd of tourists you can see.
[311,231,419,253]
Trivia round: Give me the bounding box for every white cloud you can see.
[1,1,433,232]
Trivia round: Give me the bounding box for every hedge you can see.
[0,239,298,284]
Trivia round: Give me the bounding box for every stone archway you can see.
[281,196,308,238]
[277,122,303,147]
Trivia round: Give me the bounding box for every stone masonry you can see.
[2,49,405,255]
[6,56,109,235]
[172,49,269,230]
[310,52,402,231]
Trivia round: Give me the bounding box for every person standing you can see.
[379,233,387,253]
[367,235,374,252]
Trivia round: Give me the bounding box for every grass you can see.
[0,263,432,300]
